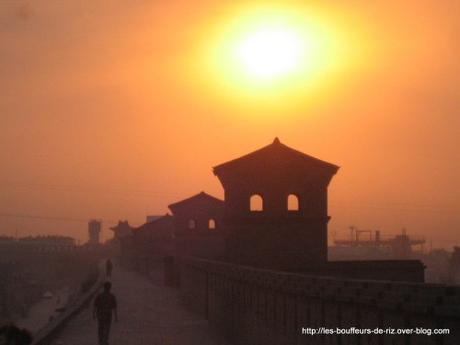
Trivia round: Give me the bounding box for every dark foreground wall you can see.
[32,262,103,345]
[300,260,425,282]
[166,257,460,345]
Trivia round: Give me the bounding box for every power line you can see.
[0,213,116,223]
[0,183,186,199]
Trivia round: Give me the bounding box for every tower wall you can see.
[214,141,337,271]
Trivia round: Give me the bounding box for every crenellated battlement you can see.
[166,256,460,345]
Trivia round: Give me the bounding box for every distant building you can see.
[123,192,224,260]
[18,235,75,247]
[134,214,174,241]
[88,219,102,245]
[422,249,451,284]
[168,192,224,235]
[0,236,15,244]
[110,220,133,240]
[332,227,426,260]
[132,214,175,257]
[450,247,460,284]
[168,192,224,258]
[146,215,163,223]
[0,235,76,255]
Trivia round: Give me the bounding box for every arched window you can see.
[250,194,263,211]
[188,219,196,230]
[208,219,216,230]
[287,194,299,211]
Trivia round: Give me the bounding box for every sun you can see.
[235,26,304,81]
[190,4,354,107]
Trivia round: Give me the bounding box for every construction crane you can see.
[335,226,426,256]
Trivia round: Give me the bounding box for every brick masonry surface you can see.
[168,256,460,345]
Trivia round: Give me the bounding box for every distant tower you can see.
[213,138,339,271]
[88,219,102,245]
[110,220,133,240]
[391,228,412,259]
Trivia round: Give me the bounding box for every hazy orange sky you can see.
[1,1,459,248]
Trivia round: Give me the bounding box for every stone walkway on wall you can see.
[51,266,230,345]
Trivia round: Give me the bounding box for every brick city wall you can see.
[166,257,460,345]
[300,260,425,282]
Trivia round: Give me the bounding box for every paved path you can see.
[51,266,230,345]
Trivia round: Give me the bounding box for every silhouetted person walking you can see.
[0,324,32,345]
[105,259,113,278]
[93,282,118,345]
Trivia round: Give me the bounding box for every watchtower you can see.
[168,192,224,235]
[213,138,339,270]
[88,219,102,245]
[110,220,133,240]
[168,192,225,259]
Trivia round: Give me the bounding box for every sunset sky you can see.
[1,1,459,248]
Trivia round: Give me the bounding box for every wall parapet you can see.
[169,256,460,345]
[31,263,104,345]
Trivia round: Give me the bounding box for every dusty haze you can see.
[1,0,459,247]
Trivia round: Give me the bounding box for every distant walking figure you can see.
[93,282,118,345]
[105,259,113,278]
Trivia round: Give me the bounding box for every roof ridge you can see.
[168,191,224,210]
[213,139,339,174]
[134,213,171,231]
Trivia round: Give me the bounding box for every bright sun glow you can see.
[235,26,304,80]
[191,4,355,108]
